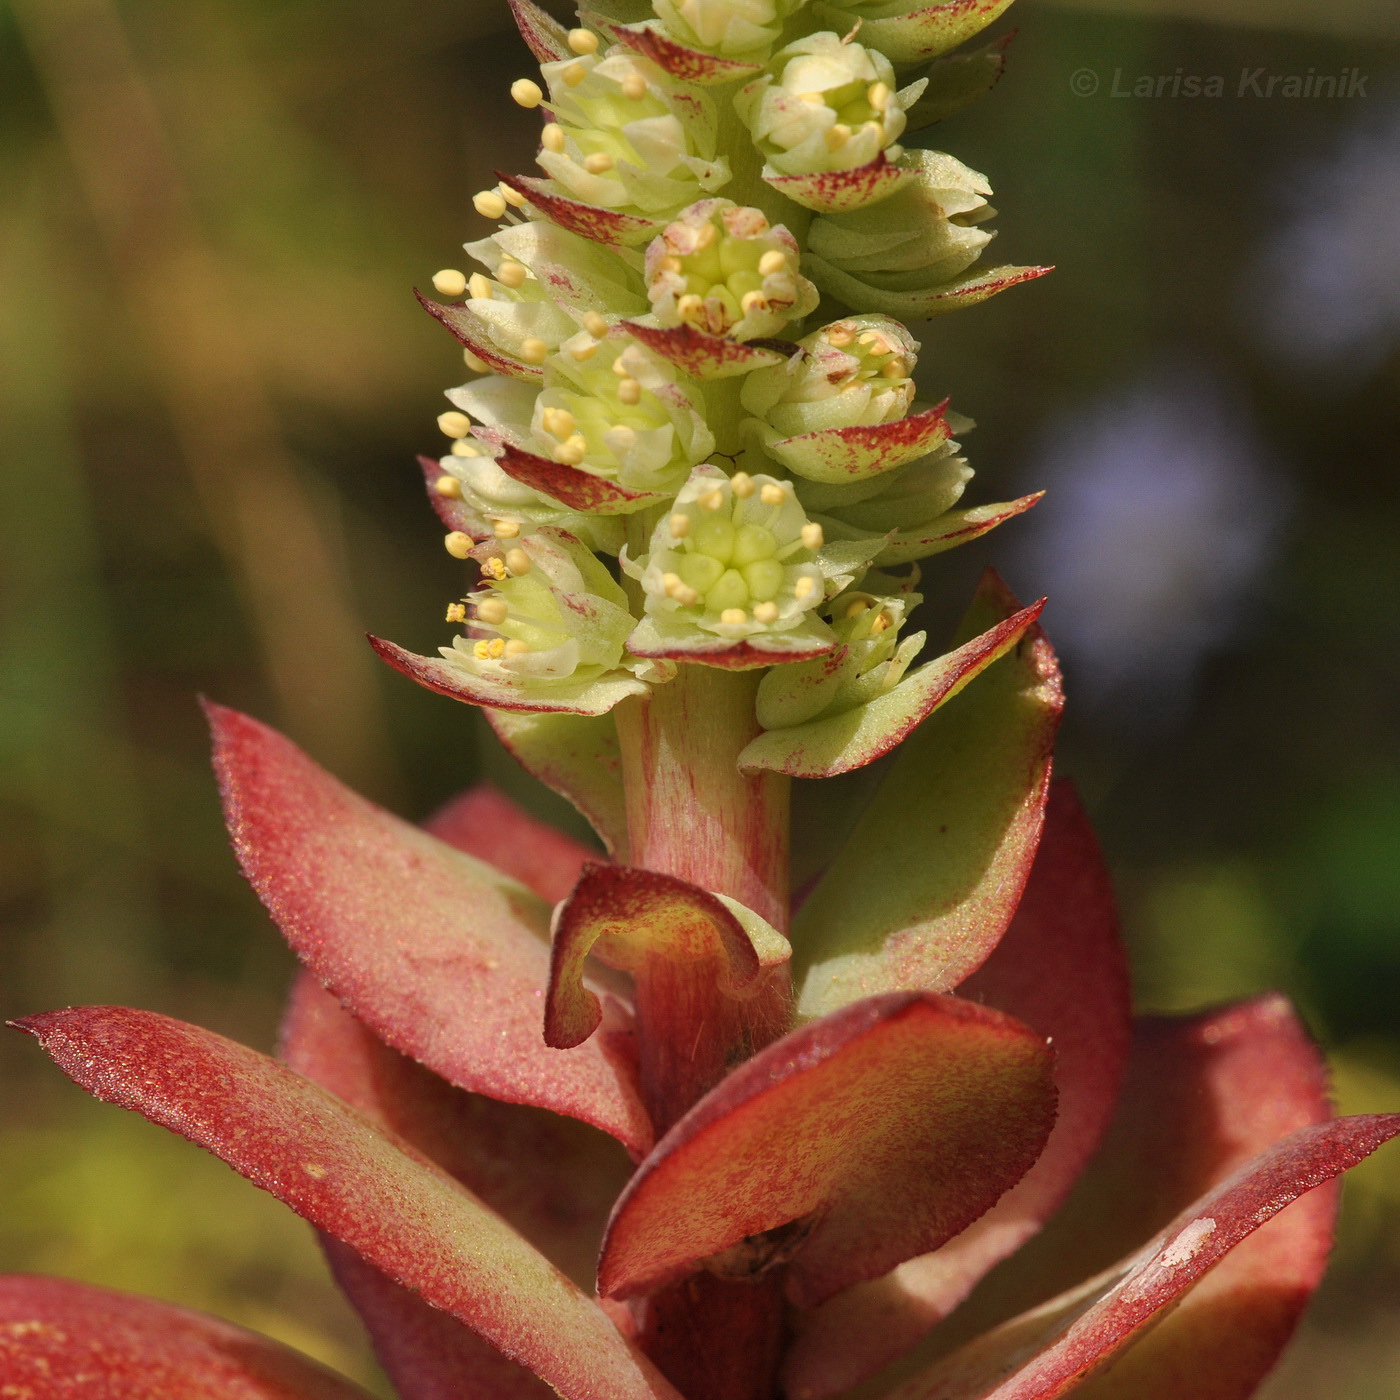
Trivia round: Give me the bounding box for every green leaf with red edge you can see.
[737,598,1044,780]
[783,781,1132,1400]
[813,0,1016,66]
[598,991,1057,1309]
[417,291,542,380]
[805,258,1051,322]
[884,1113,1400,1400]
[484,708,631,858]
[0,1273,376,1399]
[609,21,765,84]
[765,153,914,215]
[208,703,652,1153]
[904,33,1016,133]
[282,975,632,1400]
[760,404,951,484]
[422,782,599,904]
[817,493,1045,569]
[12,1007,681,1400]
[791,571,1063,1021]
[619,320,787,381]
[546,863,791,1049]
[498,173,665,249]
[871,996,1354,1400]
[507,0,571,62]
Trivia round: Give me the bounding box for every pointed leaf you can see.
[14,1008,679,1400]
[783,782,1131,1398]
[599,992,1056,1309]
[904,33,1015,132]
[371,636,650,717]
[814,0,1016,66]
[485,708,631,858]
[612,22,765,84]
[766,153,913,215]
[419,453,491,539]
[417,291,542,380]
[209,703,651,1151]
[738,599,1044,779]
[508,0,572,62]
[806,258,1051,321]
[497,442,670,514]
[764,403,952,484]
[885,1114,1400,1400]
[792,571,1063,1020]
[422,782,599,903]
[546,863,791,1049]
[619,320,788,380]
[624,626,837,670]
[0,1273,376,1399]
[499,174,665,249]
[282,977,631,1400]
[872,493,1044,565]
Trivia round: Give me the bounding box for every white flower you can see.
[651,0,809,59]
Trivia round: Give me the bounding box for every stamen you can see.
[753,601,779,624]
[799,91,826,105]
[500,184,528,208]
[800,523,824,549]
[844,598,872,618]
[794,575,818,600]
[438,411,471,438]
[434,475,462,499]
[432,268,467,296]
[451,439,481,457]
[620,71,648,100]
[511,79,544,108]
[825,124,851,152]
[617,377,642,406]
[720,608,748,625]
[583,152,614,174]
[868,82,891,110]
[468,272,494,300]
[497,260,527,288]
[731,472,756,499]
[504,639,531,656]
[541,123,567,154]
[446,602,467,623]
[567,27,599,53]
[658,255,684,274]
[760,482,787,505]
[464,349,490,372]
[561,61,587,87]
[487,638,507,658]
[482,557,508,581]
[444,531,473,559]
[699,489,725,512]
[519,338,549,364]
[583,312,609,337]
[505,547,532,574]
[740,290,768,315]
[570,341,597,361]
[474,640,492,660]
[473,190,507,219]
[827,322,856,348]
[881,359,906,378]
[542,407,575,439]
[669,512,691,538]
[758,250,787,276]
[676,293,705,323]
[492,519,521,538]
[870,611,892,633]
[477,598,508,624]
[694,221,717,249]
[554,434,587,465]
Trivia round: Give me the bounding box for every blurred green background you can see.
[1,0,1397,1394]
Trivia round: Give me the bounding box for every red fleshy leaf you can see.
[497,442,669,513]
[545,862,789,1049]
[416,291,542,380]
[886,1114,1400,1400]
[508,0,572,62]
[282,976,632,1400]
[13,1008,680,1400]
[783,782,1131,1398]
[618,320,788,380]
[0,1273,376,1399]
[611,22,765,83]
[598,992,1057,1309]
[209,703,651,1151]
[419,454,491,538]
[766,402,951,484]
[884,997,1352,1400]
[498,173,664,248]
[765,153,912,215]
[624,636,837,670]
[422,782,599,903]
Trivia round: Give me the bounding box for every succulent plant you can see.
[4,0,1396,1397]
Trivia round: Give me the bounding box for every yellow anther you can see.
[561,61,587,87]
[758,250,787,277]
[473,189,507,219]
[464,349,490,372]
[567,27,599,53]
[720,608,748,625]
[505,547,531,574]
[825,124,851,152]
[694,220,717,249]
[477,598,508,624]
[511,78,544,108]
[620,71,648,100]
[474,640,492,660]
[432,268,468,297]
[492,518,521,538]
[583,312,609,337]
[583,152,614,174]
[658,254,684,274]
[799,91,826,105]
[760,482,786,505]
[504,638,531,656]
[699,489,725,512]
[519,338,549,364]
[870,611,892,633]
[827,323,856,348]
[487,637,507,658]
[541,123,567,153]
[662,571,683,595]
[753,601,779,624]
[844,598,872,618]
[881,358,907,378]
[438,411,472,438]
[676,293,705,323]
[542,407,575,439]
[446,601,467,623]
[868,81,891,110]
[434,474,462,498]
[444,531,474,559]
[468,272,494,300]
[794,575,818,600]
[669,512,691,538]
[800,522,824,549]
[451,439,481,457]
[500,184,528,207]
[617,376,642,406]
[863,120,883,140]
[570,340,598,361]
[554,435,586,465]
[497,260,528,289]
[731,472,756,499]
[740,290,768,315]
[482,557,508,580]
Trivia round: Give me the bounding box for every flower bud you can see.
[741,315,919,436]
[650,0,810,60]
[644,199,817,341]
[735,34,914,177]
